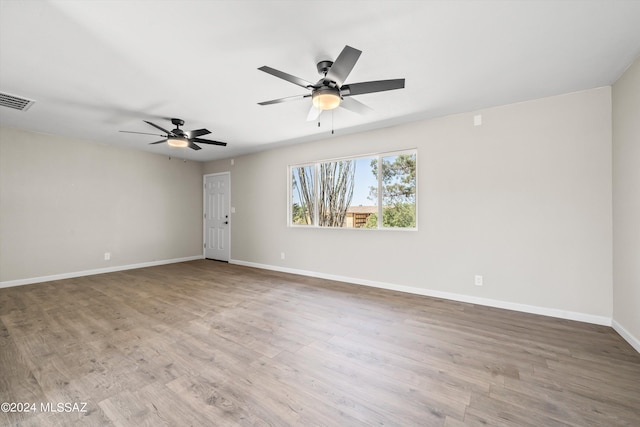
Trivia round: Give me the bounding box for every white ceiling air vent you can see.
[0,92,35,111]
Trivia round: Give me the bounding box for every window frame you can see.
[288,149,417,230]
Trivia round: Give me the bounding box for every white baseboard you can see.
[612,319,640,353]
[230,259,612,327]
[0,255,204,289]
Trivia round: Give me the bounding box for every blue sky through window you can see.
[351,157,377,207]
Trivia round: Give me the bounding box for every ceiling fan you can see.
[258,45,405,121]
[120,118,227,150]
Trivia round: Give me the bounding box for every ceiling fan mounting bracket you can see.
[316,60,334,75]
[171,118,185,127]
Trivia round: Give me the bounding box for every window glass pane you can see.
[317,159,356,227]
[381,153,416,228]
[291,165,315,225]
[348,157,378,228]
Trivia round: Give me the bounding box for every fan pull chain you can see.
[317,111,335,135]
[331,110,334,135]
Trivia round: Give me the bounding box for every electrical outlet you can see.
[104,252,111,261]
[281,252,285,260]
[474,275,483,286]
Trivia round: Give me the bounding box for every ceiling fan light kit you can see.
[312,87,341,110]
[167,136,189,148]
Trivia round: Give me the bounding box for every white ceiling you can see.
[1,0,639,162]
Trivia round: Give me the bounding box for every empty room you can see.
[1,1,639,426]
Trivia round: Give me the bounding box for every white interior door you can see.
[204,173,230,261]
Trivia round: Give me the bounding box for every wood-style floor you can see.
[1,260,638,426]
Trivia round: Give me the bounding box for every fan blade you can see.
[306,105,322,122]
[258,66,314,89]
[187,141,202,150]
[144,120,173,135]
[258,94,310,106]
[149,139,167,145]
[340,97,373,115]
[341,79,405,96]
[120,130,165,136]
[326,45,362,86]
[187,128,210,138]
[192,137,227,147]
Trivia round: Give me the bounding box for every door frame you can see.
[203,172,231,260]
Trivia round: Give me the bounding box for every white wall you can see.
[205,87,613,322]
[0,126,204,284]
[612,57,640,350]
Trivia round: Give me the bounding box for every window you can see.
[289,150,416,229]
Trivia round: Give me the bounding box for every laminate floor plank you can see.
[0,323,47,426]
[346,319,547,379]
[528,364,640,407]
[252,352,420,426]
[498,377,640,425]
[276,346,455,426]
[466,392,579,427]
[1,260,638,426]
[192,350,369,427]
[165,374,258,427]
[9,337,114,426]
[298,337,470,419]
[102,381,213,427]
[316,332,505,394]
